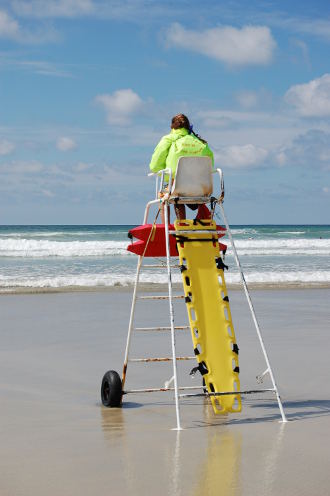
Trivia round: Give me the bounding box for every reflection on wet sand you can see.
[192,420,286,496]
[100,404,125,434]
[193,428,242,496]
[100,405,138,495]
[257,422,286,496]
[100,399,287,496]
[169,432,182,496]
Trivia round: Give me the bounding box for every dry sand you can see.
[0,288,330,495]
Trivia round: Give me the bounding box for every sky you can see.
[0,0,330,225]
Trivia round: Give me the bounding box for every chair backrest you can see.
[170,156,213,198]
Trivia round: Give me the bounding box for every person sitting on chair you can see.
[149,113,214,223]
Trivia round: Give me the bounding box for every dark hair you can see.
[171,113,207,144]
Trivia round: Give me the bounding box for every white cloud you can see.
[234,88,274,110]
[284,18,330,42]
[0,9,19,38]
[197,108,299,134]
[281,130,330,170]
[73,162,93,172]
[292,39,310,67]
[18,60,71,77]
[0,160,43,173]
[95,88,143,125]
[166,23,276,66]
[0,139,15,155]
[56,137,77,151]
[235,90,258,109]
[285,74,330,117]
[276,151,287,166]
[10,0,183,21]
[11,0,94,18]
[198,109,272,128]
[0,55,72,77]
[216,144,269,168]
[0,8,59,43]
[41,188,55,197]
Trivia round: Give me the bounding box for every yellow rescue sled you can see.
[175,219,241,413]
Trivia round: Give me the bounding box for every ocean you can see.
[0,224,329,292]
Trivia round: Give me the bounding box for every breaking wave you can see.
[0,239,130,258]
[1,270,330,290]
[0,237,329,258]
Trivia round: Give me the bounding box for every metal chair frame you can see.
[121,162,287,430]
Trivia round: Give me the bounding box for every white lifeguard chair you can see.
[167,156,213,202]
[101,157,287,429]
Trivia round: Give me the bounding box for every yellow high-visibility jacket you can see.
[149,128,214,179]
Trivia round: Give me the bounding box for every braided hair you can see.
[171,113,207,144]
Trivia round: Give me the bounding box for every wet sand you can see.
[1,288,330,495]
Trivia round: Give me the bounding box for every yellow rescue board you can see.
[174,219,241,414]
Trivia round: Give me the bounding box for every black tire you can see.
[101,370,122,407]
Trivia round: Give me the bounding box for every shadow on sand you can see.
[189,398,330,428]
[253,399,330,421]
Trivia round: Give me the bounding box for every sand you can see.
[0,288,330,495]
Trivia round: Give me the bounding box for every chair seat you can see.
[168,195,211,204]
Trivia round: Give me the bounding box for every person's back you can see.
[149,114,214,178]
[149,113,214,221]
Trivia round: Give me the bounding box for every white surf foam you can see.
[229,238,330,256]
[1,270,330,289]
[235,238,330,249]
[0,239,130,257]
[1,237,329,258]
[277,231,306,235]
[224,271,330,284]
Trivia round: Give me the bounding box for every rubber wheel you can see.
[101,370,122,407]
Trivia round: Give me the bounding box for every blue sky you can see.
[0,0,330,224]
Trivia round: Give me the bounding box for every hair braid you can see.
[190,129,207,144]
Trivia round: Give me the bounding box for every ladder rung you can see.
[137,295,185,300]
[134,325,190,332]
[124,385,204,394]
[143,264,180,268]
[178,388,276,398]
[129,356,195,363]
[169,230,224,234]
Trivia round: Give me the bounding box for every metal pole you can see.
[122,200,157,390]
[121,255,143,391]
[218,202,287,423]
[164,199,182,430]
[143,199,159,225]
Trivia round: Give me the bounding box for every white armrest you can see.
[147,168,172,199]
[216,168,225,201]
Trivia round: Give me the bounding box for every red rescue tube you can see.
[127,223,227,257]
[127,238,179,257]
[129,223,225,242]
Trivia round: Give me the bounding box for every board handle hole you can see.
[194,343,202,355]
[190,307,196,321]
